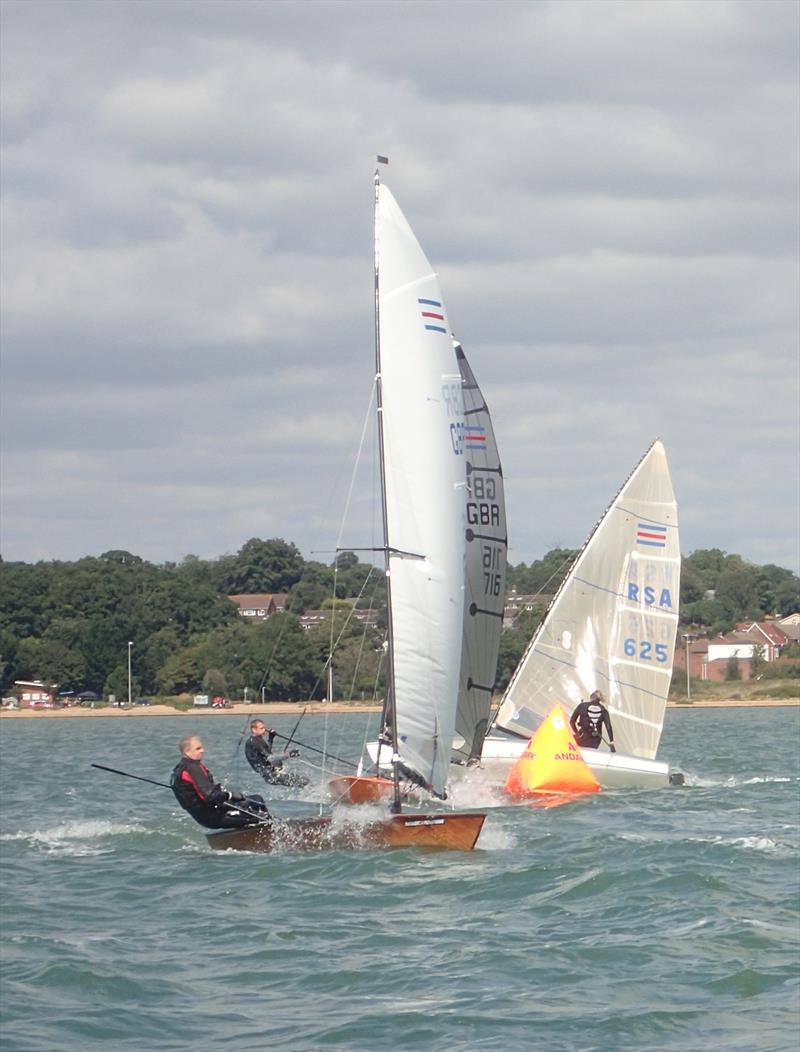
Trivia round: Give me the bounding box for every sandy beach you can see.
[0,702,382,719]
[1,698,796,719]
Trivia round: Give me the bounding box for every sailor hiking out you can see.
[245,720,309,788]
[171,734,271,829]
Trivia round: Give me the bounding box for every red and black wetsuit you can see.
[171,756,262,829]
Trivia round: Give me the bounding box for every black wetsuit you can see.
[171,757,269,829]
[569,700,614,750]
[245,733,308,788]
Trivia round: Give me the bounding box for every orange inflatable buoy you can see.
[503,703,600,797]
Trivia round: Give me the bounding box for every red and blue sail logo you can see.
[418,298,447,334]
[464,426,487,450]
[636,523,668,548]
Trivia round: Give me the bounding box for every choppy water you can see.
[1,706,798,1052]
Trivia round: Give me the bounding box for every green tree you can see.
[202,668,229,697]
[157,645,204,695]
[773,574,800,617]
[103,662,140,702]
[750,643,767,679]
[506,549,576,597]
[285,578,329,614]
[716,556,760,620]
[221,538,305,594]
[682,599,734,635]
[724,653,742,681]
[680,560,706,605]
[683,549,728,592]
[494,607,545,692]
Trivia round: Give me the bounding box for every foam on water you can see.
[1,818,150,856]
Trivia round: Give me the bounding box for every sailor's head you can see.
[179,735,204,760]
[589,690,604,704]
[250,720,267,736]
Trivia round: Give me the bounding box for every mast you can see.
[372,158,403,813]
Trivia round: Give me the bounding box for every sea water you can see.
[0,706,798,1052]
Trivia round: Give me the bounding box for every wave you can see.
[681,773,796,788]
[1,819,150,856]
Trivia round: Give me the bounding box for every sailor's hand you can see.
[289,749,300,758]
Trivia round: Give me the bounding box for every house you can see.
[227,593,288,621]
[673,637,709,680]
[776,613,800,643]
[502,593,553,628]
[298,606,381,631]
[299,610,328,631]
[14,680,54,708]
[350,608,381,629]
[734,621,790,660]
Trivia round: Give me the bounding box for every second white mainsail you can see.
[493,440,680,760]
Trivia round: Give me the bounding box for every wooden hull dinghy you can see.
[206,810,486,853]
[328,774,397,805]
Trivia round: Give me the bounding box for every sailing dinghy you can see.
[481,440,684,789]
[212,167,485,851]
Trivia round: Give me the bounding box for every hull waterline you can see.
[206,811,486,853]
[478,731,683,788]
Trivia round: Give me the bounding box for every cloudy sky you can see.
[2,0,798,573]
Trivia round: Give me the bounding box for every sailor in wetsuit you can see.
[171,735,270,829]
[569,691,616,752]
[245,720,308,788]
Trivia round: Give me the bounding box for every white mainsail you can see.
[452,341,507,764]
[493,440,680,760]
[376,181,466,796]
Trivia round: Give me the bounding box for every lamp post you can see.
[127,641,133,707]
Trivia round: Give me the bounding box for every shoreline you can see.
[0,698,797,719]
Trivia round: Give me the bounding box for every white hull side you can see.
[478,732,675,789]
[368,736,678,789]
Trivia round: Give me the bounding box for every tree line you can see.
[1,538,797,701]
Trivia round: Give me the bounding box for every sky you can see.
[1,0,798,574]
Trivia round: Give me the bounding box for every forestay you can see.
[376,183,466,796]
[494,440,680,760]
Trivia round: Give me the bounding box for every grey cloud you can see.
[1,0,797,572]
